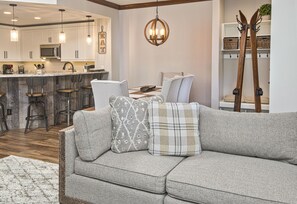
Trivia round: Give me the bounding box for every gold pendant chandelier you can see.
[144,0,169,46]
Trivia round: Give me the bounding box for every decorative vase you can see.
[36,69,44,75]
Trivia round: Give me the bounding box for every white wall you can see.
[224,0,271,22]
[270,0,297,112]
[211,0,224,109]
[119,2,212,105]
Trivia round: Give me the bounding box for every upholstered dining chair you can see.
[160,72,184,85]
[91,80,129,110]
[177,74,195,103]
[161,76,184,102]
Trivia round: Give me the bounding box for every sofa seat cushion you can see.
[75,150,184,194]
[164,196,194,204]
[167,151,297,204]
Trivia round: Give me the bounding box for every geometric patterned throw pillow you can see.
[148,101,202,156]
[109,95,164,153]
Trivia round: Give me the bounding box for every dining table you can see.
[128,86,162,99]
[84,85,162,111]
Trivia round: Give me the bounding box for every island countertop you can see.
[0,71,108,78]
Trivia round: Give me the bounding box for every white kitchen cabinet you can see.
[0,24,95,62]
[0,27,21,61]
[21,29,43,61]
[61,26,78,60]
[77,25,95,61]
[41,28,59,44]
[61,24,95,61]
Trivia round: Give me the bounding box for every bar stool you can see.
[81,84,93,108]
[25,78,49,134]
[56,75,82,126]
[0,92,8,135]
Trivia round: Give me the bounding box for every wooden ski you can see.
[233,10,248,112]
[250,9,263,112]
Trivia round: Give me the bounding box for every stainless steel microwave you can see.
[40,44,61,59]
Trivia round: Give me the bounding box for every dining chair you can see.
[177,74,195,103]
[161,76,183,102]
[91,80,129,110]
[160,72,184,85]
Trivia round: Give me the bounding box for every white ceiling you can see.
[0,2,102,25]
[0,0,171,25]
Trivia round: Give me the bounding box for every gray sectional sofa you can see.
[59,105,297,204]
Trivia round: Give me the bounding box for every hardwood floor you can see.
[0,125,67,164]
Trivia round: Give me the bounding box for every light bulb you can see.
[10,28,18,42]
[86,35,92,44]
[160,28,165,36]
[59,31,66,43]
[149,29,153,36]
[156,29,159,35]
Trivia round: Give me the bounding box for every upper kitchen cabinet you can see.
[61,24,95,61]
[41,28,60,44]
[21,29,43,61]
[0,27,21,61]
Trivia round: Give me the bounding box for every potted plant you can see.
[259,4,271,20]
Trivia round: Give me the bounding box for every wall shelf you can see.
[213,9,271,112]
[219,101,270,111]
[222,49,270,53]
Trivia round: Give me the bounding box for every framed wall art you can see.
[98,26,106,54]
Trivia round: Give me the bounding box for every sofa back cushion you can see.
[199,106,297,165]
[73,106,112,161]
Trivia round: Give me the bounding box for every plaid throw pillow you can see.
[148,102,201,156]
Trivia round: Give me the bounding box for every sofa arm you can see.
[59,126,77,177]
[59,126,79,203]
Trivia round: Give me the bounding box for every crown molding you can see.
[87,0,120,9]
[87,0,211,10]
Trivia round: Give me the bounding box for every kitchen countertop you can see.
[0,71,108,78]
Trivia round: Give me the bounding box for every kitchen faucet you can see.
[62,62,76,72]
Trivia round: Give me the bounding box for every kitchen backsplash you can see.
[0,59,95,74]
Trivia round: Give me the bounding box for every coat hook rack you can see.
[233,10,263,113]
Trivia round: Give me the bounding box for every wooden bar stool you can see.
[0,92,8,135]
[81,84,93,108]
[25,78,49,134]
[56,75,82,126]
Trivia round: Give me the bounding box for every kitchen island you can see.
[0,71,108,130]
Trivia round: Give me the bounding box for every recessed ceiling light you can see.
[34,16,41,20]
[11,18,18,22]
[4,11,11,15]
